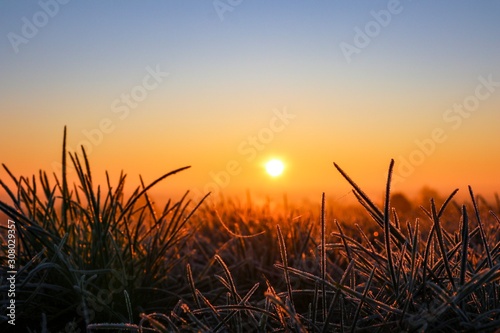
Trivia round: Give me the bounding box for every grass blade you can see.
[320,192,327,322]
[459,205,469,287]
[277,224,294,309]
[431,198,456,292]
[383,160,398,298]
[469,186,493,268]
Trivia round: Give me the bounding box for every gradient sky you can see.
[1,1,499,206]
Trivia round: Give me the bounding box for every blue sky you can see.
[1,0,500,203]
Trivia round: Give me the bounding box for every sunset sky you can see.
[1,1,499,206]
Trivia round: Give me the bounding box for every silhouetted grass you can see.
[1,128,499,332]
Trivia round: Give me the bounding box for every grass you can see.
[1,128,500,332]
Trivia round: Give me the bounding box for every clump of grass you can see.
[0,127,207,331]
[1,130,500,332]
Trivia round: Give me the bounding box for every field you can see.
[1,132,500,332]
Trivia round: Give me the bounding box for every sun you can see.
[265,159,285,177]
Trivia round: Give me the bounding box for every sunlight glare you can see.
[265,159,285,177]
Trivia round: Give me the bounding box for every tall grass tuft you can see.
[0,127,207,331]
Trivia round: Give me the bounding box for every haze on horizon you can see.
[1,1,499,206]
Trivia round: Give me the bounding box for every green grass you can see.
[1,128,500,332]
